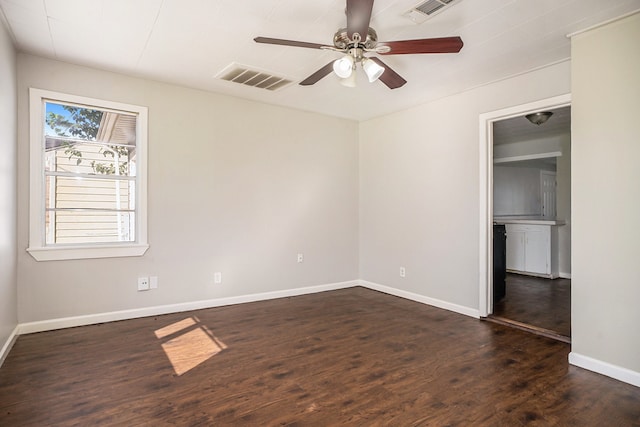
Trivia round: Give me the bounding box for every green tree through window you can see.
[46,105,130,175]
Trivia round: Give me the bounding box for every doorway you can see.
[478,94,571,340]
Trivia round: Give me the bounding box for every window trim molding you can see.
[28,88,149,261]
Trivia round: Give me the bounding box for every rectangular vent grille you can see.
[405,0,458,24]
[216,63,293,91]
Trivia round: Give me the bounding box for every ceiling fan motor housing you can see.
[333,27,378,50]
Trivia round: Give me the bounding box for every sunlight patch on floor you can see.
[155,316,227,376]
[154,317,196,339]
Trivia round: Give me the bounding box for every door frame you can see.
[478,93,571,317]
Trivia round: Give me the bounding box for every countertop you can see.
[493,216,566,226]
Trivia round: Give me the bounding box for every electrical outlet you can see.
[297,253,304,263]
[138,277,150,291]
[214,272,222,284]
[150,276,158,289]
[399,267,406,278]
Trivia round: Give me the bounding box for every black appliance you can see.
[493,223,506,303]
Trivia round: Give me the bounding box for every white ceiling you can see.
[1,0,638,121]
[493,105,571,145]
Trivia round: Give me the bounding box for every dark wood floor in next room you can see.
[493,273,571,340]
[1,287,638,426]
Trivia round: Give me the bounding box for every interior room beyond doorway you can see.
[486,102,571,341]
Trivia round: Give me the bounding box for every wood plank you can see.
[0,288,637,425]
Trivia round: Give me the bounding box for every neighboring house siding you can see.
[48,143,134,244]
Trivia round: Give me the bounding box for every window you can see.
[28,88,148,261]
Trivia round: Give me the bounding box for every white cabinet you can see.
[506,228,526,271]
[505,224,559,278]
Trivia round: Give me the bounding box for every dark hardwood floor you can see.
[1,287,638,426]
[493,274,571,339]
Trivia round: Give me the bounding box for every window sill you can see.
[27,244,149,261]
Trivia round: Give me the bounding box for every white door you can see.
[540,171,557,218]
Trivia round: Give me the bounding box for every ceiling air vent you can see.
[216,63,293,91]
[405,0,459,24]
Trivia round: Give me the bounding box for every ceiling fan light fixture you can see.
[333,55,354,78]
[526,111,553,125]
[362,58,385,83]
[339,71,357,87]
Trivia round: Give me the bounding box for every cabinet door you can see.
[506,229,525,271]
[524,229,548,274]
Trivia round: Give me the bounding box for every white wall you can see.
[359,60,571,310]
[0,16,18,360]
[16,54,359,323]
[493,166,543,216]
[571,12,640,376]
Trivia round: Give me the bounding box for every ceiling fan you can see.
[254,0,463,89]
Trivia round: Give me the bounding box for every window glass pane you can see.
[45,102,104,139]
[46,211,135,245]
[42,101,138,246]
[44,102,136,177]
[45,176,135,211]
[45,141,136,177]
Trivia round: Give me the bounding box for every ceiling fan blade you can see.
[370,57,406,89]
[254,37,330,50]
[346,0,374,40]
[299,61,335,86]
[378,36,463,55]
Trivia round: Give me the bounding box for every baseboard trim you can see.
[17,280,358,335]
[359,280,480,319]
[569,352,640,388]
[559,272,572,279]
[0,325,19,368]
[17,280,482,335]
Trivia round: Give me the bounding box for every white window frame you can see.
[28,88,149,261]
